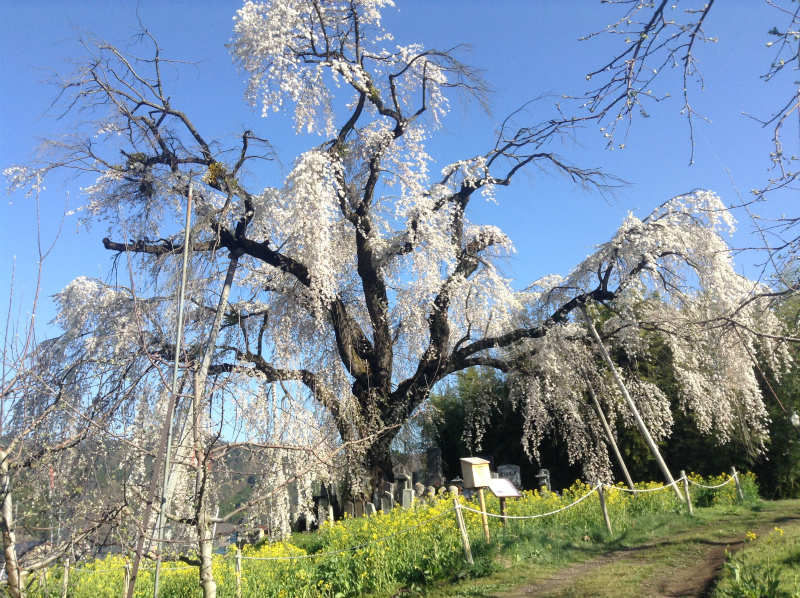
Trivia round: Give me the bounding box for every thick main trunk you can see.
[1,450,24,598]
[366,434,395,497]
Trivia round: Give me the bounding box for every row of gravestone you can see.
[319,464,541,523]
[331,482,462,522]
[291,456,548,530]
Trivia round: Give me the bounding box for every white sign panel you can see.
[487,477,522,498]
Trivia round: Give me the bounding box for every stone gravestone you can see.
[381,493,393,515]
[366,502,378,516]
[395,467,411,490]
[497,464,522,489]
[344,501,355,519]
[354,500,365,518]
[413,482,425,498]
[535,468,552,493]
[401,488,415,509]
[328,505,335,524]
[447,485,459,497]
[316,498,329,525]
[425,446,444,487]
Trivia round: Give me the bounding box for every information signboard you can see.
[487,477,522,498]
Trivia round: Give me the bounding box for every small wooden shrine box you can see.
[459,457,492,489]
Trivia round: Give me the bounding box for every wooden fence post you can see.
[235,547,242,598]
[680,471,693,516]
[453,498,474,565]
[40,568,49,598]
[123,562,131,598]
[597,485,612,534]
[477,488,490,543]
[61,557,70,598]
[731,467,745,501]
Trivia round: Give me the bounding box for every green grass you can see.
[712,522,800,598]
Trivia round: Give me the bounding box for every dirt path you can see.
[499,504,800,598]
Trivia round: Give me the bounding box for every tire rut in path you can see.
[499,509,800,598]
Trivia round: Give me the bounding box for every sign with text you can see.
[487,477,522,498]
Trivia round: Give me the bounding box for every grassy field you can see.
[413,500,800,598]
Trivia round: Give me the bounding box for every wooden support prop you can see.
[499,497,507,527]
[477,488,491,543]
[680,470,693,516]
[235,548,242,598]
[597,485,612,534]
[580,307,684,502]
[586,380,635,490]
[453,498,474,565]
[61,557,69,598]
[731,467,745,501]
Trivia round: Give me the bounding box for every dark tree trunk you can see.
[366,434,395,497]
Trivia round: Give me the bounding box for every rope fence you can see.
[686,476,736,489]
[459,484,601,520]
[602,478,683,493]
[25,467,750,598]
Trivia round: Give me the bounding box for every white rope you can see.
[71,566,126,574]
[459,484,601,520]
[240,508,456,561]
[602,477,685,494]
[73,562,195,574]
[149,564,196,572]
[687,476,735,489]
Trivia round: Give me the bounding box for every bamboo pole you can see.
[680,470,693,516]
[580,307,683,502]
[453,498,473,564]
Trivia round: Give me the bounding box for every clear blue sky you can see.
[0,1,792,333]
